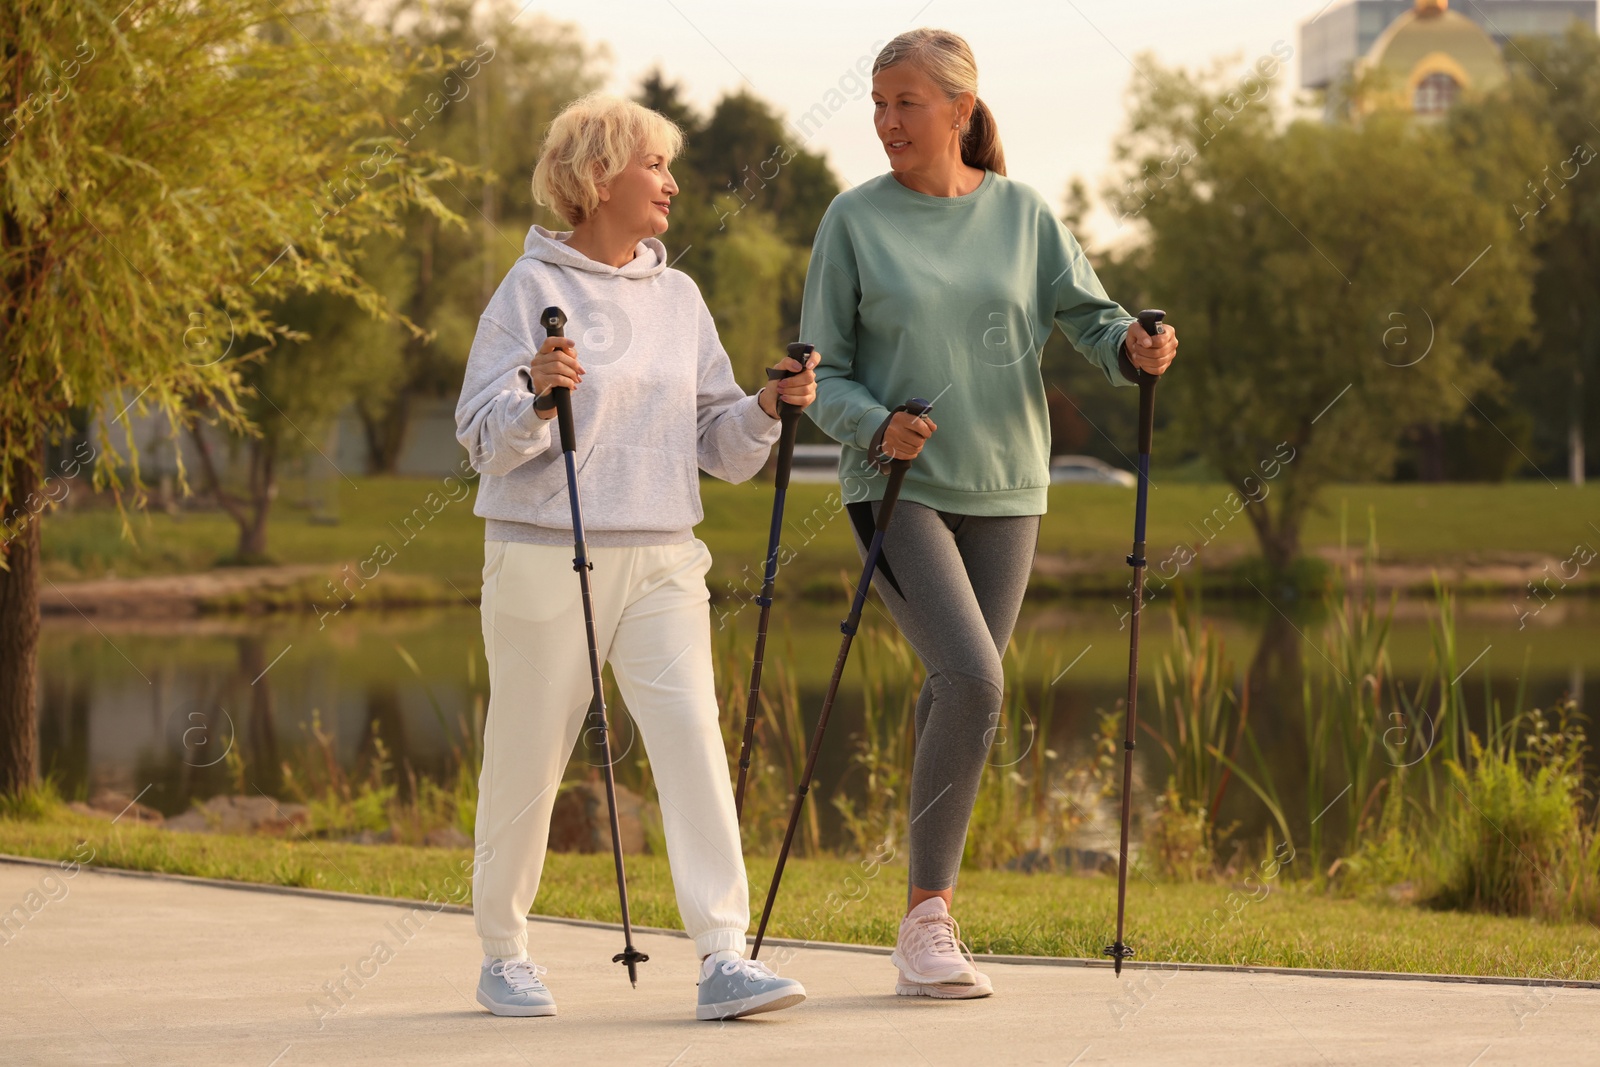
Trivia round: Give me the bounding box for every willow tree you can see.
[0,0,465,796]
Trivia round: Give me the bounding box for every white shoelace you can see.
[491,958,548,993]
[716,957,779,981]
[908,912,974,965]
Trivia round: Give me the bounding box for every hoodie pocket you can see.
[530,443,699,533]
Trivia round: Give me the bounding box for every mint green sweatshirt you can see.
[800,169,1138,516]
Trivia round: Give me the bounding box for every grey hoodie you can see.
[455,225,781,547]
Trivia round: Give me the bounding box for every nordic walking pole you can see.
[751,397,932,960]
[734,342,814,823]
[1105,308,1166,978]
[537,306,649,988]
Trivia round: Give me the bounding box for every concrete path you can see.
[2,858,1596,1066]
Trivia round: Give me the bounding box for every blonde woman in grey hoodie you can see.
[454,93,816,1022]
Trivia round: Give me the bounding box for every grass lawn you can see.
[42,476,1600,598]
[6,811,1597,980]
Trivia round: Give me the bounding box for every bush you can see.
[1145,780,1214,881]
[1431,702,1597,921]
[1333,777,1429,901]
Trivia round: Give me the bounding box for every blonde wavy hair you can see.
[531,93,684,226]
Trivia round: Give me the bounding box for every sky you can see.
[512,0,1350,244]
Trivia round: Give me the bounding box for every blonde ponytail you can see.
[962,96,1004,175]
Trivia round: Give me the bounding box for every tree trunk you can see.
[1240,479,1304,575]
[1414,424,1445,482]
[236,439,275,561]
[191,418,279,562]
[358,389,411,475]
[1261,515,1301,574]
[1570,365,1585,487]
[359,205,438,475]
[0,441,44,797]
[230,438,276,563]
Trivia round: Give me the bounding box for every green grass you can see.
[710,479,1600,574]
[44,476,1600,598]
[43,476,487,584]
[6,810,1597,979]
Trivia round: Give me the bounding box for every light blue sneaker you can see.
[476,956,557,1017]
[696,955,807,1021]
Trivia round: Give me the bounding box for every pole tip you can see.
[614,947,648,987]
[1103,940,1135,977]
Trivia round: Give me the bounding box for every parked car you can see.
[789,443,844,483]
[1050,455,1136,487]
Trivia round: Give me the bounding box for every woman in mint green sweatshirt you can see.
[800,28,1179,1000]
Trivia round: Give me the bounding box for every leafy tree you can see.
[191,241,416,561]
[1475,26,1600,484]
[635,75,839,392]
[702,211,808,387]
[637,67,703,139]
[1107,56,1552,570]
[691,89,838,246]
[354,0,606,472]
[1045,177,1160,467]
[0,0,464,796]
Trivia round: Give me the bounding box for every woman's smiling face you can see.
[597,140,679,239]
[871,62,970,175]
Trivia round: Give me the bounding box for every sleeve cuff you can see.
[851,405,894,451]
[1116,330,1141,385]
[507,368,555,437]
[734,393,784,442]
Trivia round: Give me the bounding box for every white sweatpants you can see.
[472,537,749,960]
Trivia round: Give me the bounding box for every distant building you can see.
[1301,0,1595,114]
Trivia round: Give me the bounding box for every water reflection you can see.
[35,597,1592,848]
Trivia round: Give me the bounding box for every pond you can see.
[35,591,1597,853]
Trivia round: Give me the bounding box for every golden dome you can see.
[1363,0,1506,114]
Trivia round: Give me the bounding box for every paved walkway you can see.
[2,858,1596,1066]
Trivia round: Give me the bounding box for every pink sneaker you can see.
[890,897,989,995]
[895,969,994,999]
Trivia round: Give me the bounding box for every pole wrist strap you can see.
[866,403,919,475]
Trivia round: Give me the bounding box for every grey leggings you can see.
[847,499,1039,895]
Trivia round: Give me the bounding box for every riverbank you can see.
[36,478,1600,616]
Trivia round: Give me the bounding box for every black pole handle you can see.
[875,397,929,533]
[887,397,932,471]
[1133,310,1165,456]
[767,342,813,416]
[535,306,575,452]
[767,342,812,492]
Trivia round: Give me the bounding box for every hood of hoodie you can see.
[521,224,668,279]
